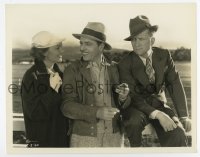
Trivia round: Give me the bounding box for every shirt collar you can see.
[47,65,55,74]
[147,48,153,58]
[86,54,110,68]
[139,48,153,60]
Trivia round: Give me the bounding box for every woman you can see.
[21,31,69,147]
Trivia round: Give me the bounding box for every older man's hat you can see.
[124,15,158,41]
[73,22,112,50]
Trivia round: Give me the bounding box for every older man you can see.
[118,15,191,147]
[61,22,130,147]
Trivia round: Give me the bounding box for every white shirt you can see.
[138,48,153,64]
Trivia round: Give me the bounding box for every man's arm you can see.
[110,63,131,110]
[61,63,98,123]
[116,83,131,109]
[165,51,189,117]
[165,50,191,131]
[118,54,156,115]
[61,63,119,123]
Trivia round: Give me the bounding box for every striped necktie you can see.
[146,57,155,84]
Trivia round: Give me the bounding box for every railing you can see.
[13,113,25,131]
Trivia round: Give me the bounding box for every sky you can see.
[6,3,196,50]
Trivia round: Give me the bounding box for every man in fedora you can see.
[118,15,191,147]
[61,22,130,147]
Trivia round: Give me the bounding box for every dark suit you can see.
[118,47,188,147]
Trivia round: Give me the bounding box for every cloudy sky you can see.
[6,3,196,50]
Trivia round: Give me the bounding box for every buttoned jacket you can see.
[118,47,188,118]
[61,58,130,137]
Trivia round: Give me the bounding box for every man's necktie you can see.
[146,57,155,84]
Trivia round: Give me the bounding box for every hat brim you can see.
[124,25,158,41]
[73,34,112,50]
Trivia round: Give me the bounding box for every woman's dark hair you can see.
[30,47,49,60]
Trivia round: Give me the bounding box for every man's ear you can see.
[150,37,155,46]
[99,43,105,51]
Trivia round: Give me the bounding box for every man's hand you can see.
[155,111,177,132]
[180,117,192,132]
[115,83,129,101]
[96,107,119,120]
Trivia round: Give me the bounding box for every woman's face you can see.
[44,43,63,63]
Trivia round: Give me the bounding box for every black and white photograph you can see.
[3,1,198,155]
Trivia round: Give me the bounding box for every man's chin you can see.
[82,57,90,61]
[135,51,146,56]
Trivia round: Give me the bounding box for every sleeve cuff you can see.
[149,110,160,119]
[118,95,131,109]
[179,117,188,120]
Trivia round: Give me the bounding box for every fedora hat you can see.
[32,31,65,48]
[73,22,112,50]
[124,15,158,41]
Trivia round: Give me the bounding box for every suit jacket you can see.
[61,58,130,137]
[21,59,69,147]
[118,47,188,118]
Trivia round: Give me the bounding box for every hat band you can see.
[81,28,106,41]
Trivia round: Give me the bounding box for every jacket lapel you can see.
[152,49,165,93]
[107,65,118,85]
[35,59,63,78]
[34,59,48,74]
[79,61,93,84]
[132,52,150,87]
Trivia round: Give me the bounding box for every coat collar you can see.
[131,52,150,87]
[86,54,111,69]
[34,59,62,75]
[79,59,92,83]
[78,54,111,83]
